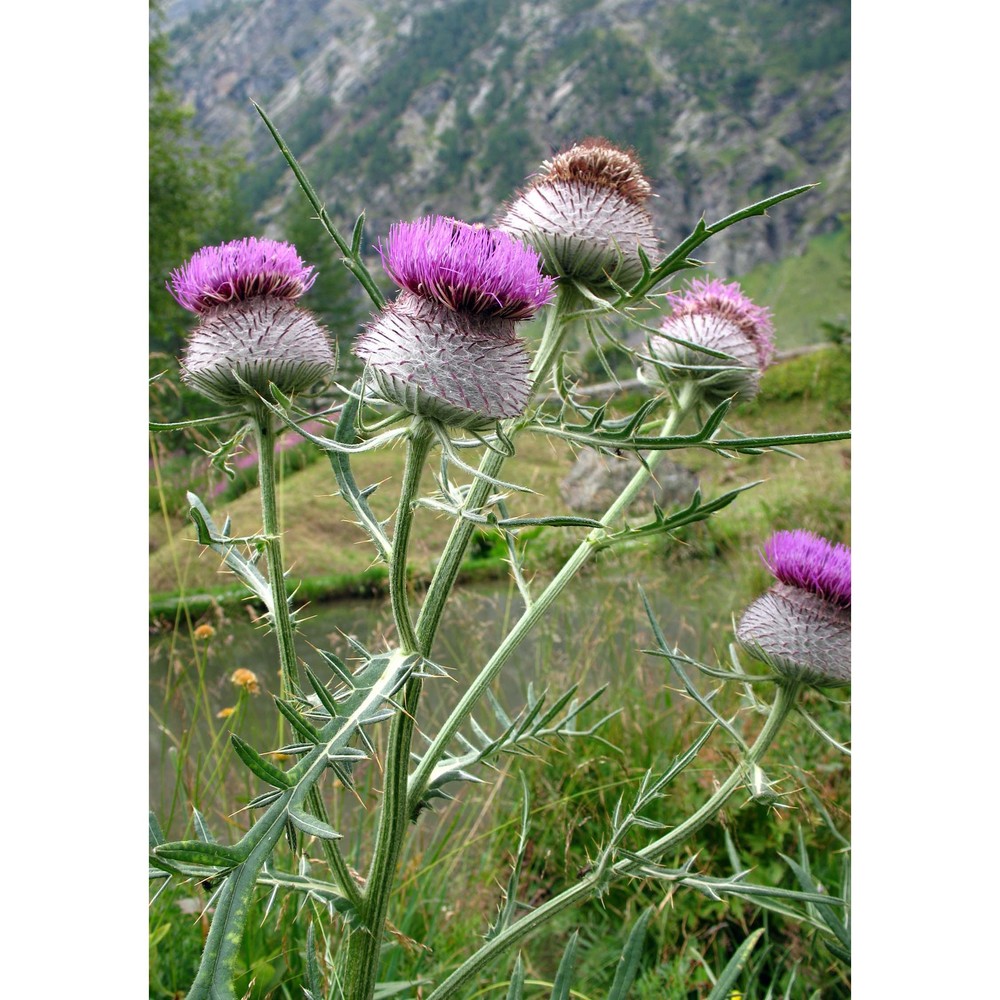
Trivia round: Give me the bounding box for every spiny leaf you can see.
[317,647,356,688]
[175,651,415,998]
[274,698,323,743]
[153,841,243,869]
[305,665,343,719]
[192,808,218,845]
[230,734,293,789]
[246,790,284,810]
[288,805,342,841]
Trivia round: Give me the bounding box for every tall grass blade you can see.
[606,907,654,1000]
[703,928,766,1000]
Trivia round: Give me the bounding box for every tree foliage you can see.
[149,2,250,358]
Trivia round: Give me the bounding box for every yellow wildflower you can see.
[194,623,215,640]
[216,706,236,719]
[230,668,261,694]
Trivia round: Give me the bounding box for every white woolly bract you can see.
[640,311,762,404]
[736,583,851,687]
[181,299,335,407]
[354,292,532,428]
[498,179,656,288]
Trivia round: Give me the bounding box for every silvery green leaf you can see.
[305,666,344,719]
[326,746,369,762]
[186,494,274,613]
[246,790,284,810]
[316,647,353,683]
[274,744,316,757]
[266,381,294,411]
[359,708,395,726]
[288,805,342,841]
[153,840,243,869]
[230,734,293,789]
[351,211,365,256]
[620,184,815,304]
[192,808,218,845]
[274,699,322,743]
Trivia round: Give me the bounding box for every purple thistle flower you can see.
[640,278,775,404]
[169,237,317,314]
[737,530,852,687]
[763,530,851,609]
[666,278,775,370]
[378,217,554,320]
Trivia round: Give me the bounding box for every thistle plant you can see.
[150,110,851,1000]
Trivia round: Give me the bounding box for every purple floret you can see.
[169,237,317,314]
[667,278,775,369]
[763,530,851,609]
[378,216,555,320]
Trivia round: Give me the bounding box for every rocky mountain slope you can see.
[164,0,849,275]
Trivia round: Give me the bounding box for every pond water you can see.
[149,557,751,838]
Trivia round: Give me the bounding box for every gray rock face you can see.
[560,449,699,517]
[160,0,850,274]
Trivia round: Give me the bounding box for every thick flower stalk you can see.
[496,137,658,291]
[355,217,554,428]
[171,236,335,408]
[737,530,851,687]
[640,278,775,405]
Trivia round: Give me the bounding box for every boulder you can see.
[559,449,699,517]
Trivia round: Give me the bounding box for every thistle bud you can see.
[171,237,335,409]
[640,278,775,405]
[736,530,851,687]
[356,217,552,428]
[497,137,657,291]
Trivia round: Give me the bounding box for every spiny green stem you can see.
[424,681,801,1000]
[408,381,701,814]
[343,418,435,1000]
[390,418,435,653]
[251,407,362,912]
[618,680,800,866]
[413,289,571,654]
[251,408,299,698]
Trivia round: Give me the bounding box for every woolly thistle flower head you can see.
[356,217,548,429]
[173,238,335,409]
[496,137,658,291]
[169,237,317,314]
[378,217,555,319]
[639,278,775,405]
[737,531,851,687]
